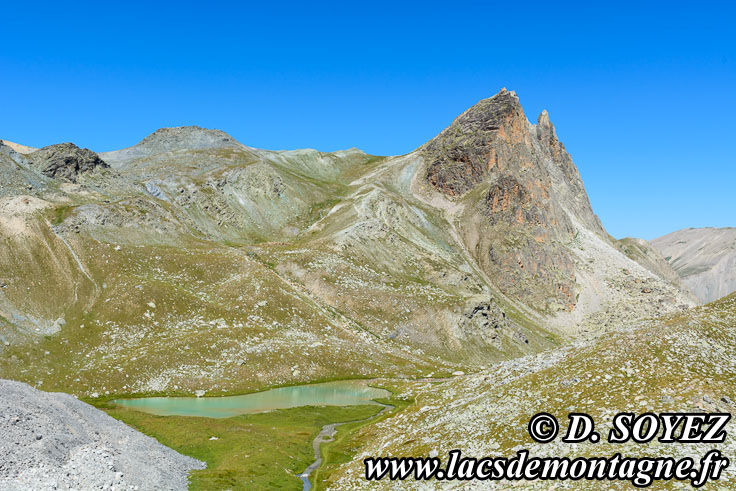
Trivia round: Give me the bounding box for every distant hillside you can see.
[0,139,37,154]
[652,227,736,303]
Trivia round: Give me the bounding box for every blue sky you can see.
[1,1,734,239]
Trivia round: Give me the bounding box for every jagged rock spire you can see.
[422,89,604,312]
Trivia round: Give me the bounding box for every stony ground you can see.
[0,379,204,490]
[326,293,736,489]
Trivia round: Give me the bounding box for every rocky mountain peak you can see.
[535,109,570,166]
[453,88,525,138]
[28,143,109,183]
[423,89,606,311]
[100,126,245,166]
[423,89,529,196]
[138,126,238,147]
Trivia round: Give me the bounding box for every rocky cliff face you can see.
[652,228,736,303]
[423,89,604,311]
[424,90,601,233]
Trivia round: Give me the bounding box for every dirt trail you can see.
[46,219,99,310]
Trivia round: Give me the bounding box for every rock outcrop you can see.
[459,299,528,346]
[423,89,604,311]
[28,143,109,182]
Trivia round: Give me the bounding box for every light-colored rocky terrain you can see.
[653,227,736,303]
[0,139,37,154]
[0,379,204,490]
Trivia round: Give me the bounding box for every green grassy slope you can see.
[99,403,382,490]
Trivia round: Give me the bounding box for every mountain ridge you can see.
[0,89,694,399]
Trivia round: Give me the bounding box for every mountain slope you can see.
[327,292,736,489]
[412,90,692,333]
[653,227,736,303]
[0,139,37,154]
[615,236,684,286]
[99,126,246,167]
[0,90,694,399]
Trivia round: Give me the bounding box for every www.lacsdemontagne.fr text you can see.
[364,449,728,487]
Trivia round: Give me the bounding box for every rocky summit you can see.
[100,126,245,167]
[0,89,727,489]
[424,89,605,311]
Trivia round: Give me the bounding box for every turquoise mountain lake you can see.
[114,381,390,418]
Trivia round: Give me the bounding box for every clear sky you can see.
[1,1,734,239]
